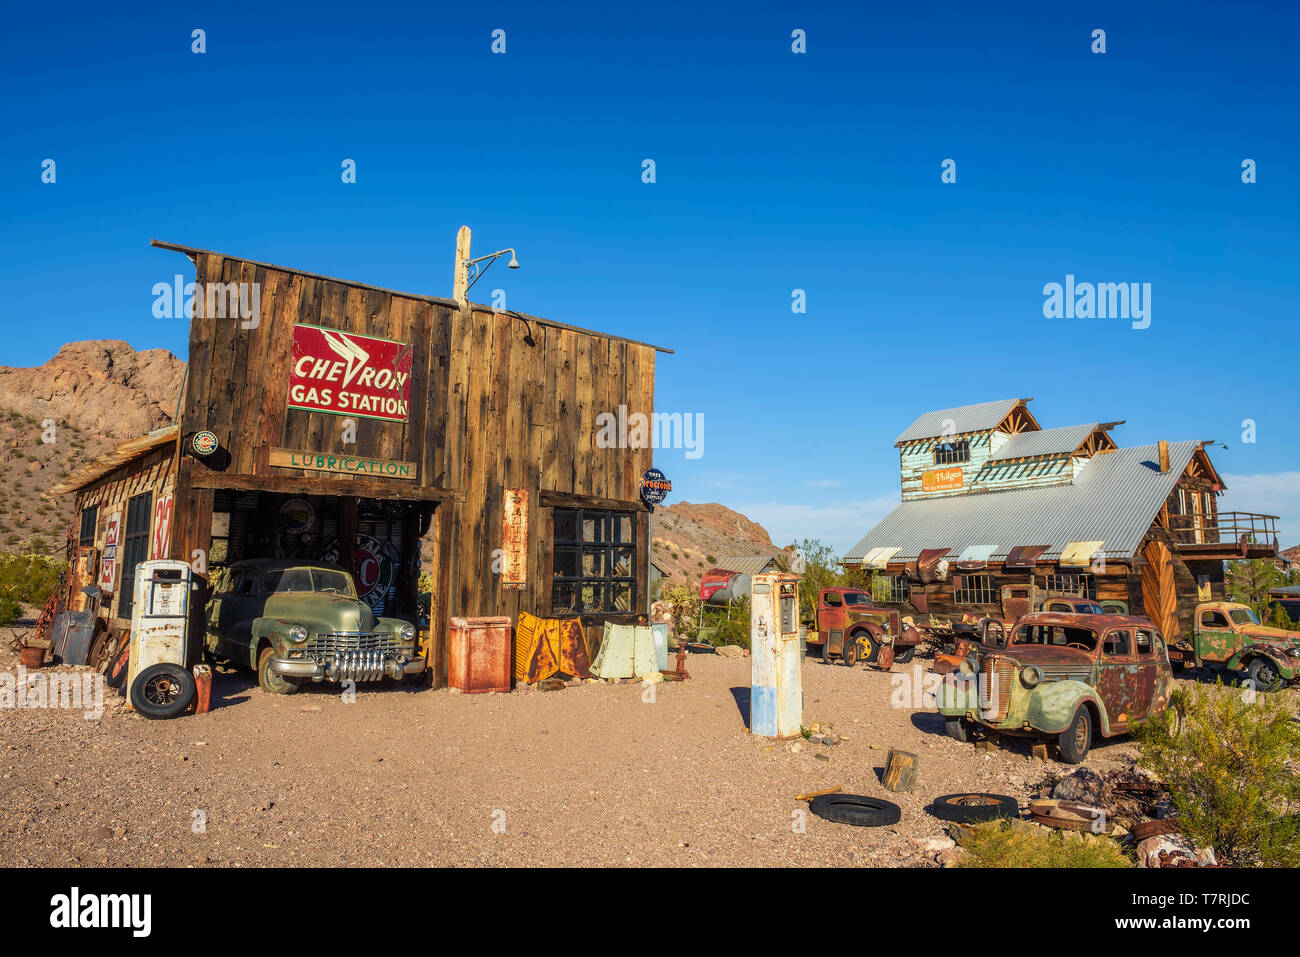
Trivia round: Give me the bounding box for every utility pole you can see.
[452,225,471,305]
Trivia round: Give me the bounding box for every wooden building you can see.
[47,234,671,686]
[842,398,1281,641]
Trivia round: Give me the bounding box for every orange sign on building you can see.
[921,467,964,493]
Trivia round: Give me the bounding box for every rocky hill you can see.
[651,501,789,589]
[0,341,185,553]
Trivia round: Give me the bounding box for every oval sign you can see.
[640,467,671,506]
[191,431,219,456]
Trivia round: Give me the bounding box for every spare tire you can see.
[130,663,196,719]
[104,643,131,690]
[809,793,901,828]
[929,792,1019,824]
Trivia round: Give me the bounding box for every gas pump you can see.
[126,560,198,719]
[750,572,803,738]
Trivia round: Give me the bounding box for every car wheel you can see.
[104,643,131,690]
[860,632,880,663]
[87,629,115,671]
[1246,658,1282,693]
[258,646,300,695]
[944,716,971,742]
[893,645,916,665]
[842,637,859,668]
[808,793,901,828]
[1057,706,1092,764]
[130,663,196,719]
[929,792,1019,824]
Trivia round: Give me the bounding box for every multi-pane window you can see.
[78,505,99,547]
[1042,573,1097,600]
[934,439,970,465]
[954,573,997,605]
[551,508,636,614]
[872,574,910,604]
[117,492,153,620]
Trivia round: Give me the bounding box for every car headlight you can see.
[1020,665,1043,689]
[399,623,415,642]
[288,625,309,643]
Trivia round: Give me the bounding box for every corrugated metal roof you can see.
[894,398,1024,445]
[43,426,179,498]
[843,441,1200,564]
[988,423,1099,461]
[714,555,781,575]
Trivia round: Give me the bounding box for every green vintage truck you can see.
[205,559,425,693]
[1166,601,1300,691]
[937,612,1177,763]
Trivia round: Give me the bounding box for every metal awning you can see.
[1060,540,1105,568]
[1004,544,1050,569]
[953,543,998,570]
[862,546,901,569]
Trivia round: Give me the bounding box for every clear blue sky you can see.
[2,1,1297,551]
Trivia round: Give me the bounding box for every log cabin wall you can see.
[163,246,659,688]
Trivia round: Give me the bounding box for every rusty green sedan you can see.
[204,559,425,694]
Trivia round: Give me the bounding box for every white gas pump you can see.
[126,560,198,718]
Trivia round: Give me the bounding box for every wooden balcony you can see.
[1167,511,1279,559]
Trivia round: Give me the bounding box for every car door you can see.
[820,591,847,655]
[1129,626,1158,718]
[224,570,268,665]
[1196,608,1236,662]
[1096,627,1138,732]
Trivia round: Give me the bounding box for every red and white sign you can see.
[99,511,121,591]
[150,494,173,559]
[288,323,413,423]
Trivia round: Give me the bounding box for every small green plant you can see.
[0,594,22,625]
[710,593,751,649]
[954,821,1131,868]
[1134,683,1300,867]
[663,584,699,639]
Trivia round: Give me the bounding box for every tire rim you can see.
[1075,716,1088,752]
[143,675,179,706]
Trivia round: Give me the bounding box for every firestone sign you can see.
[288,323,413,422]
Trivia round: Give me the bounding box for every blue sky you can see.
[2,1,1297,551]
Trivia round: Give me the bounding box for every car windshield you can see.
[1229,608,1259,625]
[262,567,355,596]
[1012,623,1098,651]
[843,593,871,606]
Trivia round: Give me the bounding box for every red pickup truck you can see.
[808,587,923,666]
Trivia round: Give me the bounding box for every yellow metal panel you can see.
[1059,540,1105,567]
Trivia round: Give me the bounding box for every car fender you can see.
[250,618,304,669]
[1023,680,1113,737]
[1232,647,1299,680]
[936,673,982,716]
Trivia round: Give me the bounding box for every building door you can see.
[117,492,153,621]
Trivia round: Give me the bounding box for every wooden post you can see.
[452,225,471,304]
[882,749,919,793]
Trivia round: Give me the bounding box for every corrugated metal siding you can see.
[844,441,1199,564]
[894,398,1022,445]
[715,555,780,575]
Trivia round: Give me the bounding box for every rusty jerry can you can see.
[750,572,803,738]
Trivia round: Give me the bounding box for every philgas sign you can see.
[288,323,413,423]
[640,467,671,506]
[921,466,964,493]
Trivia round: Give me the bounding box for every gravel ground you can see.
[0,628,1191,868]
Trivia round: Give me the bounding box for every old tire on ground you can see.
[130,663,196,719]
[929,792,1019,824]
[1057,706,1092,764]
[842,637,859,668]
[808,793,901,828]
[944,716,972,742]
[894,645,916,665]
[1246,657,1282,693]
[104,643,130,690]
[257,645,301,695]
[87,628,116,672]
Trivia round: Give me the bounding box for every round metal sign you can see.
[191,430,219,456]
[640,467,671,506]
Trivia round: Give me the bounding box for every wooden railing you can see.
[1166,511,1279,549]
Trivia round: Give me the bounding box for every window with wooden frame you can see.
[953,573,997,605]
[78,505,99,547]
[871,574,910,604]
[934,438,970,465]
[1042,573,1097,600]
[551,507,636,614]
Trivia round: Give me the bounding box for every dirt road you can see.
[2,637,1157,868]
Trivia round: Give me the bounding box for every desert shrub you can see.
[0,594,22,625]
[955,820,1130,868]
[663,584,699,639]
[790,538,840,623]
[0,552,63,620]
[710,593,751,649]
[1134,683,1300,867]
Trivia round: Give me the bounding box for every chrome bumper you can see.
[270,652,426,682]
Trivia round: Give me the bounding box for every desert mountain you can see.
[651,501,789,589]
[0,340,185,552]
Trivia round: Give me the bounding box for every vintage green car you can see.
[204,559,425,693]
[1167,601,1300,691]
[936,612,1177,763]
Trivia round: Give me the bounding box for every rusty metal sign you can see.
[501,488,528,589]
[1004,544,1050,569]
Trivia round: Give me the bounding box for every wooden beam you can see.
[538,489,649,512]
[186,470,462,502]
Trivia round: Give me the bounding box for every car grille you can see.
[303,632,401,660]
[980,655,1016,722]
